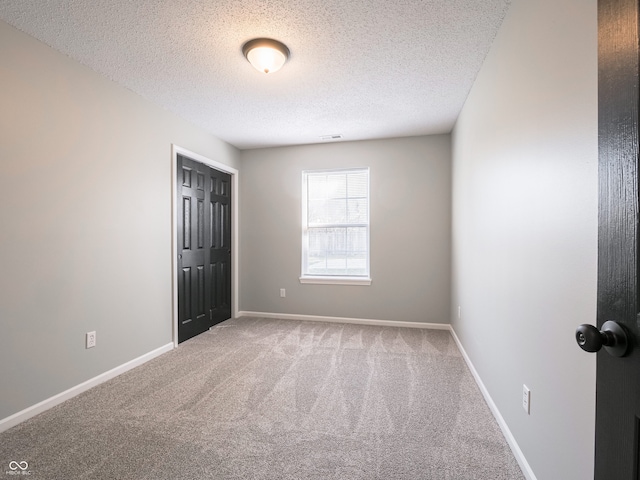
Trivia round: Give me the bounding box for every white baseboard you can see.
[237,311,451,330]
[0,343,174,433]
[449,328,537,480]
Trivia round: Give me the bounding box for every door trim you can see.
[171,144,239,347]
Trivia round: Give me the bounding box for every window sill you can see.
[299,276,372,286]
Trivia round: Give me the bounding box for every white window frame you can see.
[300,167,372,286]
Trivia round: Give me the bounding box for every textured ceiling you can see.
[0,0,511,150]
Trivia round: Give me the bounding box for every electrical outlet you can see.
[457,306,461,319]
[280,288,286,298]
[522,384,530,414]
[86,331,96,349]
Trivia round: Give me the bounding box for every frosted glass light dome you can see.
[242,38,290,74]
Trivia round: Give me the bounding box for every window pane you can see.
[327,198,347,223]
[308,176,327,199]
[304,169,369,277]
[348,172,368,197]
[306,226,367,276]
[327,174,346,198]
[346,253,367,274]
[308,199,326,224]
[347,198,367,223]
[347,227,367,252]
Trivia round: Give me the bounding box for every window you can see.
[301,168,371,285]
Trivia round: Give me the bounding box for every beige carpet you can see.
[0,317,525,479]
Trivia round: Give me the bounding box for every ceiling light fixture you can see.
[242,38,290,74]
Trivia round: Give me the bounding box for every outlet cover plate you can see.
[522,384,530,414]
[86,331,96,349]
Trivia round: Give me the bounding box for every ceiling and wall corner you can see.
[0,0,511,149]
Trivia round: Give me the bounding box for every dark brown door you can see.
[584,0,640,477]
[177,154,232,343]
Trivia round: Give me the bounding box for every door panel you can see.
[180,267,192,323]
[594,0,640,477]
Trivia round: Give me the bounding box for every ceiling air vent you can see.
[320,134,343,141]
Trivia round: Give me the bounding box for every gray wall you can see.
[451,0,597,479]
[240,136,451,323]
[0,20,240,420]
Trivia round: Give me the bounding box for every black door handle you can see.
[575,321,629,357]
